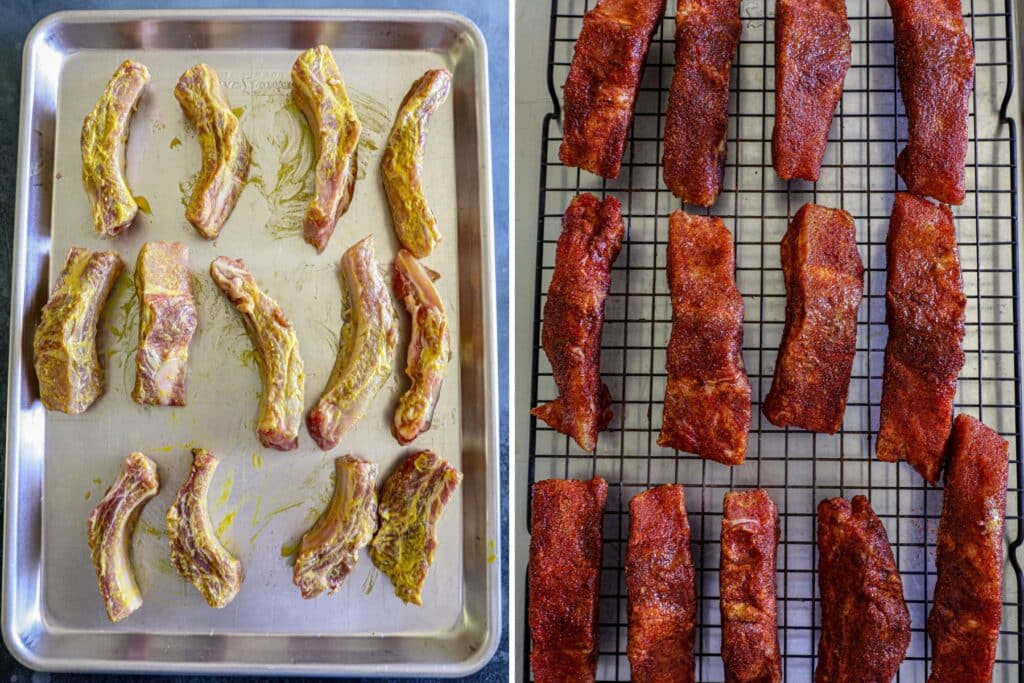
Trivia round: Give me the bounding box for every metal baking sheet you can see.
[3,9,499,676]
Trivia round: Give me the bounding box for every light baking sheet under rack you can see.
[525,0,1023,679]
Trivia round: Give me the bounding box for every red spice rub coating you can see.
[815,496,910,683]
[559,0,667,178]
[928,414,1008,682]
[663,0,741,206]
[532,194,625,452]
[720,489,782,683]
[772,0,850,182]
[763,204,863,433]
[626,484,696,682]
[659,210,750,464]
[529,477,608,682]
[890,0,974,205]
[877,193,965,484]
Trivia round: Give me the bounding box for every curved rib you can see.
[393,249,450,444]
[87,452,159,622]
[291,45,361,253]
[210,257,305,450]
[381,69,452,258]
[293,455,379,599]
[166,448,243,608]
[33,247,124,414]
[81,60,149,236]
[307,236,397,450]
[174,63,252,239]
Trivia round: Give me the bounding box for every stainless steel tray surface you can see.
[4,9,499,677]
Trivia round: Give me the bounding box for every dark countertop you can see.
[0,1,508,681]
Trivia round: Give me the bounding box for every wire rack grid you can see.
[524,0,1023,680]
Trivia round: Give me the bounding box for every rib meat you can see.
[877,192,965,484]
[291,45,362,252]
[529,477,607,682]
[133,241,196,407]
[928,414,1008,682]
[890,0,974,205]
[558,0,667,179]
[307,235,398,450]
[772,0,850,183]
[720,489,782,683]
[531,193,624,452]
[293,455,379,599]
[81,60,149,236]
[174,63,252,239]
[382,69,452,258]
[816,496,910,682]
[626,484,696,683]
[763,204,863,433]
[393,249,450,444]
[659,210,750,464]
[86,451,159,622]
[166,448,243,608]
[33,247,124,414]
[369,450,462,605]
[663,0,741,206]
[210,256,305,450]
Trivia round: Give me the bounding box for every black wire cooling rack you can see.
[524,0,1023,679]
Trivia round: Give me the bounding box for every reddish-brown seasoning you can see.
[532,194,625,452]
[928,414,1008,682]
[816,496,910,682]
[890,0,974,205]
[720,489,782,683]
[559,0,667,178]
[659,210,750,464]
[663,0,741,206]
[877,193,965,484]
[529,477,608,682]
[626,484,696,682]
[763,204,863,433]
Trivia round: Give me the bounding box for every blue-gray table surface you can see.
[0,1,509,681]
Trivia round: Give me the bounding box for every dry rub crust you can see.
[33,247,124,414]
[81,60,149,236]
[928,414,1008,682]
[659,211,750,464]
[291,45,362,253]
[166,448,243,608]
[627,484,696,683]
[531,194,624,452]
[86,452,159,622]
[558,0,667,179]
[529,477,607,682]
[174,63,252,239]
[877,193,965,484]
[307,235,397,451]
[210,256,305,450]
[382,69,452,258]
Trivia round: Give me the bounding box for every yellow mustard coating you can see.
[81,60,149,236]
[381,69,452,258]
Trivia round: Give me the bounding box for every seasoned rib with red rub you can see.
[720,489,782,683]
[763,204,863,433]
[529,477,607,682]
[816,496,910,682]
[663,0,741,206]
[532,194,624,452]
[928,414,1008,682]
[658,211,750,464]
[627,484,696,683]
[890,0,974,205]
[559,0,667,179]
[772,0,850,182]
[877,193,965,484]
